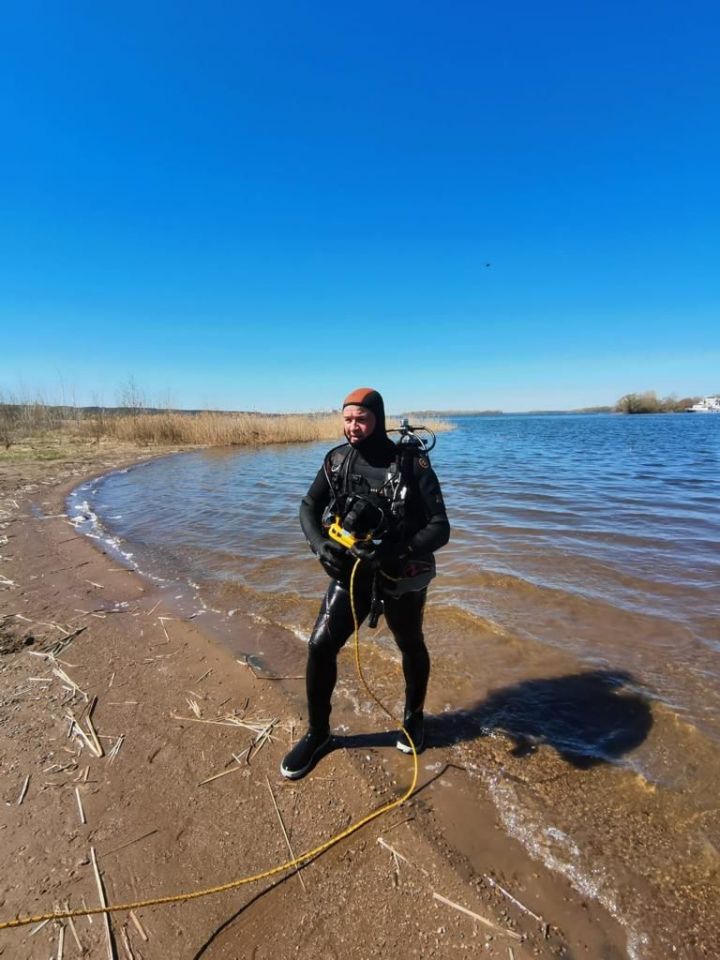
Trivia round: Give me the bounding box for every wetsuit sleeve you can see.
[406,463,450,557]
[299,466,331,553]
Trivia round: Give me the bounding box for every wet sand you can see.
[0,443,711,959]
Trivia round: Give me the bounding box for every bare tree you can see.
[117,377,145,421]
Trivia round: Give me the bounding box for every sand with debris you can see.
[0,443,629,959]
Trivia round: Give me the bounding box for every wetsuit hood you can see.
[342,387,395,461]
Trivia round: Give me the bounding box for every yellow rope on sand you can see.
[0,559,418,931]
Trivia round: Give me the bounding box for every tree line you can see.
[614,391,706,414]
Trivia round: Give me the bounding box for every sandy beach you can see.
[0,443,663,958]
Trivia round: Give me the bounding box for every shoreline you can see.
[0,443,650,958]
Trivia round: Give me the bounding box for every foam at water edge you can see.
[484,770,649,959]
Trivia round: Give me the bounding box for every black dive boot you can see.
[280,729,331,780]
[396,709,425,754]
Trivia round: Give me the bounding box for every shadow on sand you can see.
[336,669,653,769]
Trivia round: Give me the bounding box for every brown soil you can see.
[0,443,631,959]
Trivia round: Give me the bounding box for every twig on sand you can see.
[379,839,402,885]
[63,903,84,954]
[103,829,159,858]
[484,874,545,925]
[68,714,103,758]
[84,698,105,758]
[29,918,51,936]
[108,735,125,762]
[120,924,137,960]
[432,891,522,941]
[53,666,89,701]
[75,786,87,824]
[199,748,251,784]
[55,920,65,960]
[385,815,415,833]
[378,837,429,877]
[90,846,116,959]
[17,774,30,805]
[237,656,303,680]
[129,911,148,942]
[508,948,516,960]
[199,719,277,784]
[265,776,306,891]
[52,625,87,655]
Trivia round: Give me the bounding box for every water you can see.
[69,414,720,956]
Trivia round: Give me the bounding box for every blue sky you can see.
[1,1,718,412]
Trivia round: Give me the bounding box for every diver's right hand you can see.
[316,541,349,580]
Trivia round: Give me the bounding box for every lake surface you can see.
[69,414,720,957]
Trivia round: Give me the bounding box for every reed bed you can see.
[0,399,452,452]
[93,411,345,446]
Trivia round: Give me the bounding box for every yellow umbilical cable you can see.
[0,558,418,932]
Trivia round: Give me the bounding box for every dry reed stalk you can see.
[29,918,51,936]
[68,716,102,758]
[129,911,148,942]
[385,815,415,833]
[44,761,77,774]
[247,719,277,762]
[53,666,89,701]
[265,776,306,891]
[199,749,251,785]
[103,829,159,858]
[484,874,545,924]
[171,713,276,736]
[194,668,212,683]
[90,846,116,960]
[108,735,124,762]
[508,948,515,960]
[63,905,84,954]
[81,895,93,924]
[120,925,136,960]
[16,774,30,805]
[84,698,105,758]
[432,892,522,940]
[377,837,429,877]
[75,786,86,824]
[55,920,65,960]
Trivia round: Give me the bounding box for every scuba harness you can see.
[321,419,438,623]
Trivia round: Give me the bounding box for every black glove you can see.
[316,540,350,580]
[350,539,407,570]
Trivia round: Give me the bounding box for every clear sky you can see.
[2,1,718,412]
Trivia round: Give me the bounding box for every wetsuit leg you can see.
[383,589,429,715]
[306,578,372,731]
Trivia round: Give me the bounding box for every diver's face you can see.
[343,405,376,445]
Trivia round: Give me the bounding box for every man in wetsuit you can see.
[280,387,450,779]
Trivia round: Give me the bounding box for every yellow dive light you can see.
[328,516,372,550]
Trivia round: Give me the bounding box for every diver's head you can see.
[342,387,387,447]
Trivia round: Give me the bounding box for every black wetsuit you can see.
[299,436,450,733]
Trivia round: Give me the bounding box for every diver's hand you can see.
[348,541,377,566]
[316,541,349,580]
[351,540,411,570]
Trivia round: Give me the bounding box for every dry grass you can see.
[90,411,345,446]
[0,400,452,453]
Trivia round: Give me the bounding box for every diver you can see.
[280,387,450,780]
